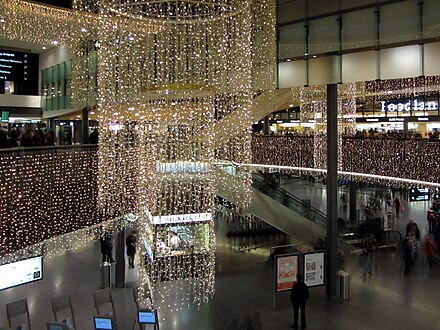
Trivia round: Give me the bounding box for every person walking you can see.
[424,233,437,268]
[290,274,309,329]
[126,231,137,268]
[394,196,402,218]
[402,238,414,275]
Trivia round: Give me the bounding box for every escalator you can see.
[214,166,327,243]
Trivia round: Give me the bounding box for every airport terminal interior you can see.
[1,0,440,329]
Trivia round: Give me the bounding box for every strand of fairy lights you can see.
[214,161,440,188]
[71,0,276,311]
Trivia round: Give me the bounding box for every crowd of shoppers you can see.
[0,126,56,148]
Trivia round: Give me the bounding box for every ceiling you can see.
[0,37,49,54]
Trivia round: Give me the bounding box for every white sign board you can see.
[303,251,325,287]
[0,256,43,290]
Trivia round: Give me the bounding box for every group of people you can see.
[353,127,440,139]
[0,125,99,149]
[99,230,137,268]
[0,126,56,148]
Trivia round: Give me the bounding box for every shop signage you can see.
[150,212,212,225]
[381,100,439,112]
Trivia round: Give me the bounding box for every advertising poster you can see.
[303,251,325,287]
[275,254,298,292]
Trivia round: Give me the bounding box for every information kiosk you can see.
[46,322,69,330]
[137,309,159,330]
[94,315,117,330]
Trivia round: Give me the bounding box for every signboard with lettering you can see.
[380,100,439,112]
[0,49,38,82]
[409,188,430,202]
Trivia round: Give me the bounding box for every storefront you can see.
[142,212,213,282]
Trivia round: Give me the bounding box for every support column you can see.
[349,181,357,225]
[263,116,270,135]
[47,118,55,131]
[403,121,408,138]
[82,107,89,144]
[115,228,126,288]
[326,84,338,300]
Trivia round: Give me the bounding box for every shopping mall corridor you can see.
[0,184,439,330]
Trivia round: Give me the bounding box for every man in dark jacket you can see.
[290,274,309,329]
[126,231,137,268]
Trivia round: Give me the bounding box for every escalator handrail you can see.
[251,173,327,229]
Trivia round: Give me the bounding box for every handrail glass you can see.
[214,163,328,229]
[251,172,327,229]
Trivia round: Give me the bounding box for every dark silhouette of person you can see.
[125,231,137,268]
[89,128,99,144]
[290,274,309,329]
[402,238,414,275]
[101,234,115,263]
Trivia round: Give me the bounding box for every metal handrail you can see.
[251,172,327,229]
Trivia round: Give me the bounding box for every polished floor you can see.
[0,182,438,330]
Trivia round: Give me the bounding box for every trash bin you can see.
[100,262,111,289]
[338,271,350,301]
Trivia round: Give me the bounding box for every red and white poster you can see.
[276,254,298,292]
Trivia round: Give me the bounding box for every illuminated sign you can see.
[0,49,38,82]
[0,256,43,290]
[145,211,212,225]
[381,100,439,112]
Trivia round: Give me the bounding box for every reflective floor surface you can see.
[0,181,438,330]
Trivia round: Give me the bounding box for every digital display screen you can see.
[1,111,9,123]
[138,310,156,324]
[0,256,43,291]
[409,187,430,202]
[0,49,38,81]
[47,323,68,330]
[94,317,113,330]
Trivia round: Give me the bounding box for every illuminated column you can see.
[71,0,275,308]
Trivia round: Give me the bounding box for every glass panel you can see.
[58,96,65,109]
[380,0,420,45]
[65,95,71,109]
[41,98,47,112]
[52,65,59,85]
[277,0,306,25]
[309,15,339,55]
[342,8,376,51]
[424,0,440,39]
[279,22,306,60]
[308,0,338,18]
[65,60,72,77]
[41,69,48,84]
[341,0,377,11]
[47,67,53,85]
[58,63,65,81]
[47,97,53,111]
[66,79,71,96]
